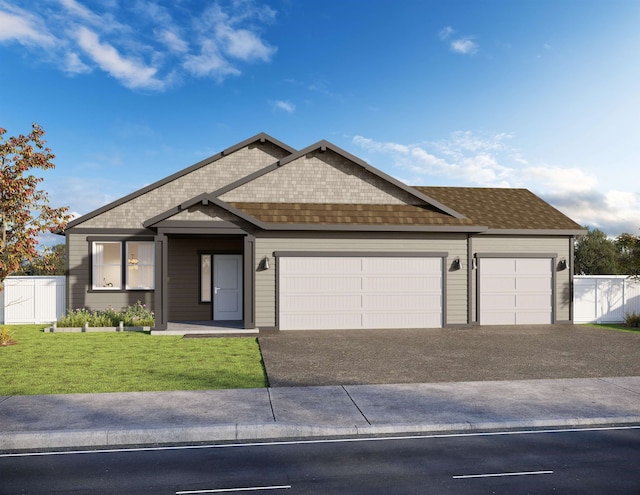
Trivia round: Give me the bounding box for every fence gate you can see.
[0,276,66,324]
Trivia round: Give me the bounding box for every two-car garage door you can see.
[479,257,553,325]
[279,256,443,330]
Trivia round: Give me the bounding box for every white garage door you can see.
[279,257,443,330]
[479,258,553,325]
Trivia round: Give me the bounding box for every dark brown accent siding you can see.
[167,237,243,321]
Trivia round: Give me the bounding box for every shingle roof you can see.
[229,202,476,227]
[414,186,583,231]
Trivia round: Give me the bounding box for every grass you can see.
[585,323,640,334]
[0,325,268,395]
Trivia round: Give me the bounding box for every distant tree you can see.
[574,226,619,275]
[16,243,65,275]
[0,123,70,289]
[615,232,640,278]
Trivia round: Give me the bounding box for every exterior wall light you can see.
[259,256,270,271]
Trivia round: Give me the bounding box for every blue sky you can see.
[1,0,639,241]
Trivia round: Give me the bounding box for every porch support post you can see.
[154,232,169,330]
[243,234,256,329]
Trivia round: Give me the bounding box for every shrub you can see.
[56,302,154,328]
[624,311,640,328]
[0,325,17,346]
[121,301,155,327]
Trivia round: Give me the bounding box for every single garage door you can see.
[279,256,443,330]
[479,257,553,325]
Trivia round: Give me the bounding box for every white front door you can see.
[213,254,243,321]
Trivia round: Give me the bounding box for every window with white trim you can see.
[126,242,155,290]
[92,242,122,290]
[91,240,155,290]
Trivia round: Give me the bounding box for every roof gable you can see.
[64,133,294,231]
[218,140,466,218]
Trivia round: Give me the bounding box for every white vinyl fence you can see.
[574,275,640,324]
[0,276,66,324]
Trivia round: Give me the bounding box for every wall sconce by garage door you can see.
[451,257,463,270]
[258,256,270,271]
[557,258,567,271]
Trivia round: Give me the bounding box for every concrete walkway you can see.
[2,376,640,452]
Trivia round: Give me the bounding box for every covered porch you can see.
[150,227,257,332]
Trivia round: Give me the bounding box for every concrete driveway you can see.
[258,325,640,387]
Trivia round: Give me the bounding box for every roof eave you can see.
[253,223,488,233]
[479,228,587,236]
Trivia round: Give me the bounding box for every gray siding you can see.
[254,233,468,328]
[66,233,154,312]
[471,235,573,322]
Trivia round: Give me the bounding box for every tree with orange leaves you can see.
[0,123,71,289]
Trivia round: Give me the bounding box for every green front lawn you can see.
[0,325,268,395]
[586,323,640,334]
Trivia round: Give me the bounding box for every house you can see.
[60,133,585,331]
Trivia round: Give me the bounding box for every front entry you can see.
[213,254,243,321]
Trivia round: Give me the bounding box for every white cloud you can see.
[438,26,478,55]
[216,24,275,61]
[352,132,640,236]
[74,26,164,90]
[439,26,454,40]
[57,0,103,25]
[183,39,240,78]
[156,28,188,53]
[0,6,55,46]
[450,38,478,55]
[0,0,277,91]
[521,165,597,194]
[64,51,91,73]
[272,100,295,114]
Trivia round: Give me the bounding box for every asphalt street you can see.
[2,426,639,494]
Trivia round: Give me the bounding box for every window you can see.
[92,242,122,290]
[200,254,212,302]
[91,240,155,290]
[126,242,155,290]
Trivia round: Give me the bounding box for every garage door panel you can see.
[280,294,362,312]
[480,311,516,325]
[363,311,441,329]
[362,275,440,292]
[481,294,516,310]
[283,257,362,275]
[515,277,551,292]
[280,275,362,293]
[362,294,441,311]
[479,257,552,325]
[516,311,552,325]
[516,258,551,274]
[362,257,440,273]
[516,294,552,310]
[279,256,442,330]
[481,258,516,274]
[280,312,363,330]
[482,277,517,291]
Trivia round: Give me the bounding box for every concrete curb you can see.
[3,416,640,452]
